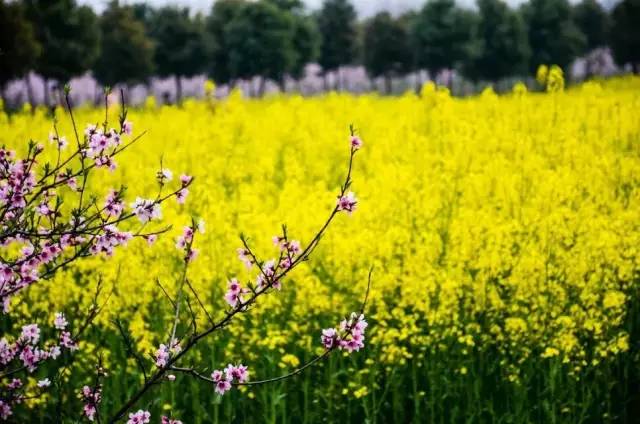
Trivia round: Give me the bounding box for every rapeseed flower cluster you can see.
[1,74,639,422]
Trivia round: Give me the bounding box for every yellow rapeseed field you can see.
[2,75,639,422]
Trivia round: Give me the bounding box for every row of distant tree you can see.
[1,0,639,102]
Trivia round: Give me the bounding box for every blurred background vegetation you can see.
[1,0,639,106]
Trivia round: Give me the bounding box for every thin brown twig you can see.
[107,141,361,423]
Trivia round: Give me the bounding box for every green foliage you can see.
[609,0,640,72]
[148,7,207,79]
[0,0,41,88]
[146,6,207,101]
[202,0,318,87]
[522,0,586,71]
[363,12,412,91]
[93,1,154,87]
[205,0,245,85]
[291,16,321,80]
[463,0,530,82]
[317,0,358,72]
[24,0,99,83]
[573,0,610,52]
[131,2,156,24]
[411,0,475,76]
[4,0,635,94]
[225,1,295,86]
[264,0,304,13]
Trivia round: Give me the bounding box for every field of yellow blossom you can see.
[2,75,640,423]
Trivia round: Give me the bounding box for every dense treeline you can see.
[1,0,639,102]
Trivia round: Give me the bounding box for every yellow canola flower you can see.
[353,386,369,398]
[512,81,528,95]
[603,290,626,309]
[0,75,639,383]
[536,64,549,85]
[279,354,301,368]
[546,65,565,92]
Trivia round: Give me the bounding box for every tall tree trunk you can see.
[414,72,422,94]
[323,73,329,92]
[24,73,35,110]
[247,77,260,97]
[343,68,349,91]
[0,83,7,110]
[43,77,50,107]
[94,82,102,106]
[385,73,392,95]
[278,75,286,94]
[258,77,267,97]
[250,78,257,98]
[175,75,182,105]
